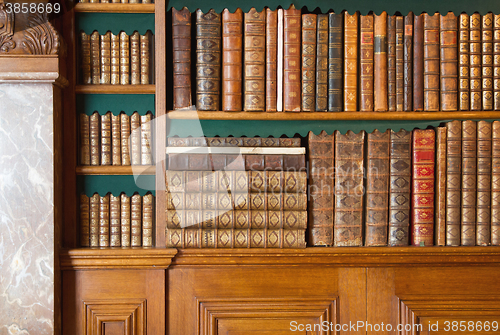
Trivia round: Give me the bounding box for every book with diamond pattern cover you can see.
[244,8,265,111]
[470,13,481,110]
[483,13,494,110]
[445,120,461,246]
[360,14,374,111]
[328,12,343,112]
[316,14,329,111]
[461,120,477,246]
[459,14,470,110]
[302,14,317,111]
[492,121,500,245]
[172,8,192,109]
[168,136,301,147]
[495,15,500,110]
[476,121,492,246]
[435,127,447,246]
[283,5,301,112]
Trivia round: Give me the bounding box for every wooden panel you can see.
[75,85,155,94]
[85,299,145,335]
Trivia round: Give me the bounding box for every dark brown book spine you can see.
[461,120,477,246]
[492,121,500,245]
[266,8,278,112]
[302,14,317,112]
[100,112,111,166]
[89,112,100,166]
[131,194,142,247]
[80,194,90,247]
[459,14,470,111]
[440,12,458,111]
[360,14,374,111]
[89,194,99,247]
[244,8,265,111]
[413,14,424,111]
[334,130,365,246]
[470,13,482,110]
[100,31,111,84]
[365,130,390,246]
[388,129,411,246]
[476,121,492,246]
[344,12,358,112]
[495,15,500,110]
[172,8,192,109]
[396,16,404,111]
[81,32,91,84]
[435,127,447,246]
[196,9,221,111]
[80,113,90,165]
[328,12,343,112]
[120,113,131,165]
[445,120,462,246]
[423,13,440,111]
[111,114,121,165]
[110,194,121,247]
[316,14,329,112]
[99,193,110,247]
[283,5,301,112]
[387,15,396,111]
[403,13,413,111]
[120,193,131,247]
[374,11,388,111]
[483,13,494,110]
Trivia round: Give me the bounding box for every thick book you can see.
[100,32,111,84]
[440,12,458,111]
[435,127,447,246]
[413,14,424,111]
[111,32,120,85]
[461,120,477,246]
[492,121,500,245]
[100,112,111,166]
[328,12,343,112]
[459,14,470,111]
[302,14,317,112]
[111,114,121,165]
[374,11,388,111]
[360,14,374,111]
[222,9,243,112]
[244,8,266,111]
[142,193,154,247]
[470,13,481,110]
[165,228,306,248]
[495,15,500,110]
[119,31,130,85]
[388,129,411,246]
[80,113,90,165]
[130,112,141,165]
[89,193,99,247]
[140,113,152,165]
[307,131,334,246]
[140,31,151,85]
[365,129,390,246]
[131,194,142,246]
[387,14,396,111]
[476,121,492,246]
[344,12,358,112]
[89,112,100,166]
[411,129,435,246]
[172,8,192,109]
[81,32,91,84]
[99,193,110,247]
[266,8,278,112]
[110,194,121,247]
[130,31,140,85]
[483,13,494,110]
[396,16,404,111]
[423,13,440,111]
[120,113,131,165]
[120,193,131,247]
[445,120,461,246]
[403,13,413,111]
[167,136,301,147]
[283,5,301,112]
[80,194,90,247]
[90,31,100,84]
[334,130,365,246]
[316,14,329,111]
[196,9,221,111]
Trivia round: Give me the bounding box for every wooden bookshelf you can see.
[74,3,155,13]
[76,165,156,175]
[75,84,155,94]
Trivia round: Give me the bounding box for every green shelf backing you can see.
[78,175,156,197]
[77,13,155,34]
[77,94,155,116]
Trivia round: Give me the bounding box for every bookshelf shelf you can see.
[76,165,156,175]
[75,84,155,94]
[74,3,155,13]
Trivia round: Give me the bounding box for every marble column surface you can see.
[0,84,54,334]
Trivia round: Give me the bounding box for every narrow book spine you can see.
[90,31,100,84]
[89,194,99,247]
[470,13,482,110]
[131,194,142,246]
[140,31,151,85]
[403,13,413,111]
[110,33,120,85]
[461,120,477,246]
[396,16,404,111]
[266,8,278,112]
[440,12,458,111]
[423,13,440,111]
[120,194,131,247]
[492,121,500,245]
[120,113,131,165]
[172,8,192,109]
[435,127,447,246]
[328,12,343,112]
[119,31,130,85]
[344,12,358,112]
[222,9,243,111]
[130,112,141,165]
[140,113,152,165]
[89,112,100,166]
[110,194,121,247]
[387,15,396,111]
[316,14,329,111]
[445,120,462,246]
[302,14,317,112]
[495,15,500,110]
[80,194,90,247]
[277,9,284,111]
[100,31,111,84]
[80,113,90,165]
[100,112,111,166]
[413,14,424,110]
[374,11,388,111]
[360,14,374,111]
[283,5,301,112]
[476,120,492,246]
[459,14,470,110]
[244,8,266,111]
[142,193,154,247]
[81,32,91,84]
[483,13,494,110]
[111,114,121,165]
[130,32,140,85]
[99,193,110,247]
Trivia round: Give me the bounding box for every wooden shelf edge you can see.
[74,3,155,13]
[75,84,155,94]
[76,165,155,175]
[167,110,500,121]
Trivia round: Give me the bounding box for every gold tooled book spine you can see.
[111,33,120,85]
[120,193,131,247]
[120,113,131,165]
[131,194,142,246]
[476,120,492,245]
[80,113,90,165]
[140,113,152,165]
[130,112,141,165]
[81,32,91,84]
[120,31,130,85]
[142,193,154,247]
[90,31,100,84]
[100,31,111,84]
[111,114,121,165]
[130,32,141,85]
[110,194,121,247]
[89,193,99,247]
[99,193,110,247]
[80,194,90,247]
[100,112,111,166]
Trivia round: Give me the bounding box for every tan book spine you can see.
[222,8,243,112]
[142,193,154,247]
[100,112,111,166]
[344,12,358,112]
[80,113,90,165]
[130,112,141,165]
[495,15,500,110]
[89,193,99,247]
[483,13,494,110]
[89,112,100,166]
[440,12,458,111]
[110,194,121,247]
[131,194,142,246]
[90,31,100,84]
[423,13,440,111]
[120,31,130,85]
[476,120,492,246]
[374,11,388,111]
[470,13,482,110]
[360,14,374,111]
[387,15,396,111]
[244,8,266,111]
[111,32,120,85]
[111,114,121,165]
[396,16,404,111]
[100,31,111,84]
[140,113,152,165]
[130,32,140,85]
[120,193,131,247]
[266,8,278,112]
[120,0,128,4]
[459,14,470,110]
[283,5,301,112]
[446,120,462,246]
[277,9,284,111]
[120,113,131,165]
[461,120,477,246]
[435,127,447,246]
[315,14,329,111]
[99,193,110,247]
[80,194,90,247]
[81,32,91,84]
[492,121,500,245]
[302,14,317,112]
[140,31,151,85]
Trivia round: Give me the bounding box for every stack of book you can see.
[165,136,308,248]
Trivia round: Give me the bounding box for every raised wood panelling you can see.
[85,299,146,335]
[75,84,155,94]
[76,165,156,175]
[75,3,155,13]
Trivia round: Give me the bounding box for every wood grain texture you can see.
[75,84,155,94]
[74,3,155,12]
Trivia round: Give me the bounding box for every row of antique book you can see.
[79,112,153,166]
[172,7,500,112]
[80,31,154,85]
[79,193,155,247]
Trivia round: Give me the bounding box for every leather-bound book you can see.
[80,113,90,165]
[470,13,482,110]
[461,120,477,246]
[387,15,396,111]
[440,12,458,111]
[445,120,461,246]
[277,8,284,111]
[130,112,141,165]
[100,112,111,166]
[423,13,440,111]
[130,31,141,85]
[316,14,329,111]
[266,8,278,112]
[120,113,131,165]
[111,33,120,85]
[492,121,500,245]
[334,130,365,246]
[222,8,243,112]
[89,112,100,166]
[388,129,411,246]
[100,32,111,84]
[140,113,152,165]
[196,9,221,111]
[302,14,317,112]
[120,193,131,247]
[483,13,494,110]
[119,31,130,85]
[344,12,358,112]
[111,114,121,165]
[374,11,388,111]
[365,129,390,246]
[244,8,265,111]
[328,12,343,112]
[495,15,500,110]
[131,194,142,246]
[413,14,424,111]
[142,193,154,247]
[411,129,435,246]
[476,121,492,246]
[90,31,100,84]
[360,14,374,111]
[403,13,413,111]
[459,14,470,110]
[80,194,90,247]
[110,194,121,247]
[435,127,447,246]
[396,16,404,111]
[283,5,301,112]
[140,31,151,85]
[89,193,99,247]
[81,32,91,84]
[172,8,192,109]
[99,193,110,247]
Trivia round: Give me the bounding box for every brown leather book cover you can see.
[89,112,100,166]
[387,15,396,111]
[100,112,111,165]
[266,8,278,111]
[360,14,374,111]
[110,32,120,85]
[120,113,131,165]
[413,14,424,110]
[344,12,358,112]
[110,194,121,247]
[388,129,411,246]
[90,31,100,84]
[482,13,494,110]
[119,31,130,85]
[396,16,404,111]
[277,8,284,111]
[365,129,390,246]
[495,15,500,110]
[307,131,334,246]
[283,5,301,112]
[335,130,365,246]
[404,13,413,111]
[423,13,440,111]
[374,11,388,111]
[222,8,243,112]
[435,127,447,246]
[459,14,470,111]
[492,121,500,245]
[316,14,329,111]
[80,194,90,247]
[130,31,140,85]
[130,112,141,165]
[302,14,317,112]
[111,114,121,165]
[120,193,131,247]
[81,32,91,84]
[172,8,192,109]
[142,193,154,247]
[131,194,142,246]
[244,8,265,111]
[445,120,462,246]
[99,193,110,247]
[80,113,90,165]
[461,120,477,246]
[411,129,435,246]
[196,9,221,111]
[440,12,458,111]
[470,13,482,110]
[100,32,111,84]
[140,113,152,165]
[328,12,343,112]
[140,31,151,85]
[89,193,99,247]
[476,120,492,246]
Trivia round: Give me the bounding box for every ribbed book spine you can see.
[396,16,404,111]
[80,194,90,247]
[100,112,111,166]
[80,113,90,165]
[403,13,413,111]
[360,14,374,111]
[495,15,500,110]
[277,9,284,111]
[440,12,458,111]
[266,8,278,112]
[283,5,301,112]
[423,13,440,111]
[374,11,388,111]
[172,8,192,109]
[130,112,141,165]
[244,8,266,111]
[130,31,141,85]
[89,112,100,165]
[476,121,492,246]
[120,113,131,165]
[435,127,447,246]
[140,113,152,165]
[90,31,100,84]
[119,31,130,85]
[446,120,462,246]
[111,114,121,165]
[140,32,151,85]
[483,13,494,110]
[459,14,470,110]
[222,8,243,112]
[100,32,111,84]
[328,12,343,112]
[302,14,317,112]
[81,32,91,84]
[120,194,131,247]
[470,13,482,110]
[110,194,121,247]
[89,193,99,247]
[99,193,110,247]
[387,15,396,111]
[316,14,329,111]
[492,121,500,245]
[142,193,154,247]
[344,12,358,112]
[131,194,142,246]
[461,120,477,246]
[111,33,120,85]
[413,14,424,110]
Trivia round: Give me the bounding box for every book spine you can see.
[142,193,154,247]
[461,120,477,246]
[80,113,90,165]
[140,113,152,165]
[387,15,396,111]
[89,194,99,247]
[110,194,121,247]
[244,8,265,111]
[388,129,411,246]
[328,12,343,112]
[396,16,404,111]
[100,31,111,84]
[283,5,301,112]
[266,8,278,112]
[120,113,131,165]
[119,32,130,85]
[110,33,120,85]
[130,32,140,85]
[413,14,424,110]
[403,13,413,111]
[140,32,151,85]
[440,12,458,111]
[196,9,221,111]
[374,11,388,111]
[80,194,90,247]
[423,13,440,111]
[459,14,470,110]
[99,193,110,247]
[130,112,141,165]
[360,14,374,111]
[470,13,482,110]
[334,130,365,246]
[222,8,243,112]
[483,13,494,110]
[172,8,192,109]
[302,14,317,112]
[435,127,447,246]
[131,194,142,246]
[365,130,390,246]
[100,112,111,166]
[495,15,500,110]
[81,32,91,84]
[445,120,462,246]
[344,12,358,112]
[411,128,435,246]
[111,114,121,165]
[492,121,500,245]
[316,14,329,112]
[277,9,284,111]
[89,112,100,166]
[476,120,492,246]
[120,194,131,247]
[90,31,100,84]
